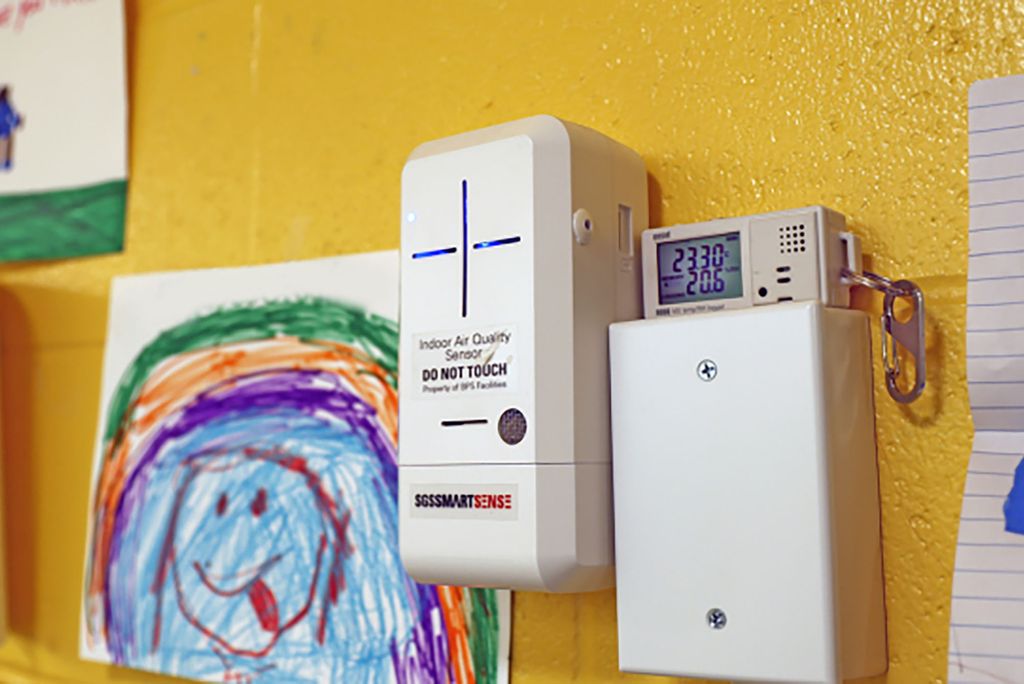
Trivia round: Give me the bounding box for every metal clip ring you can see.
[882,280,926,404]
[841,268,914,298]
[841,267,926,404]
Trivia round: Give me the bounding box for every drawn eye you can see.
[216,492,228,517]
[251,488,267,517]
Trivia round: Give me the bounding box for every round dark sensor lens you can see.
[498,408,528,445]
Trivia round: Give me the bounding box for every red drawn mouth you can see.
[194,554,282,595]
[194,555,283,632]
[169,535,328,657]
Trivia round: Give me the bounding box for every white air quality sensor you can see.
[398,115,648,592]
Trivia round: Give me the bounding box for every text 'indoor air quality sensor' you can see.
[398,115,648,592]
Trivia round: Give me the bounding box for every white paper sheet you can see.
[80,253,511,684]
[0,0,127,193]
[949,74,1024,683]
[0,0,128,262]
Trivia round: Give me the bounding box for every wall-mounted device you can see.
[642,205,856,319]
[611,206,887,683]
[398,115,648,592]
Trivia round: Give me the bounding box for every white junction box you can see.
[610,303,886,682]
[398,115,648,591]
[611,206,886,683]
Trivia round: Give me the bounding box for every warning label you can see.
[413,325,517,398]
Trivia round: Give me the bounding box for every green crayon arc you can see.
[103,296,398,444]
[469,588,502,684]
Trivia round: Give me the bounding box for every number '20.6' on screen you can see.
[656,232,743,305]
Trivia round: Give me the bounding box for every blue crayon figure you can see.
[0,86,23,171]
[1005,456,1024,535]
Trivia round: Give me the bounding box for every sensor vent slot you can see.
[618,204,634,255]
[441,419,489,427]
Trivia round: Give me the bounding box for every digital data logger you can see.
[642,205,855,318]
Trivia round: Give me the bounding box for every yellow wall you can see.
[0,0,1015,681]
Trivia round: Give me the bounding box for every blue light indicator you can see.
[473,236,522,250]
[412,246,457,259]
[462,180,468,318]
[406,212,416,223]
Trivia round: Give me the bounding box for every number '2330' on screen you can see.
[656,232,742,304]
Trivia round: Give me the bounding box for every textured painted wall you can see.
[0,0,1016,681]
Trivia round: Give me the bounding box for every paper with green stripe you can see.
[0,1,127,262]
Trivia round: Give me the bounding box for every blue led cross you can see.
[410,179,521,318]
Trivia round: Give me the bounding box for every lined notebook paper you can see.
[949,74,1024,683]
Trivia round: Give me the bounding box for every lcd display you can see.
[657,232,742,304]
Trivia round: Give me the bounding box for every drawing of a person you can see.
[0,86,23,171]
[85,301,500,682]
[97,364,452,682]
[159,449,348,681]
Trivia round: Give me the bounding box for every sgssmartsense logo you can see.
[413,492,513,510]
[408,485,518,520]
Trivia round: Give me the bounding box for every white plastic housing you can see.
[399,115,648,592]
[610,301,886,683]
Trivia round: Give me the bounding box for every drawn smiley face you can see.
[169,452,333,657]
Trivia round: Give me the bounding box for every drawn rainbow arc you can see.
[84,297,501,683]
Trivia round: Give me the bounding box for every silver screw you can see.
[706,608,727,630]
[697,359,718,382]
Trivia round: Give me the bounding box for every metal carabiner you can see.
[881,280,926,404]
[841,266,927,404]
